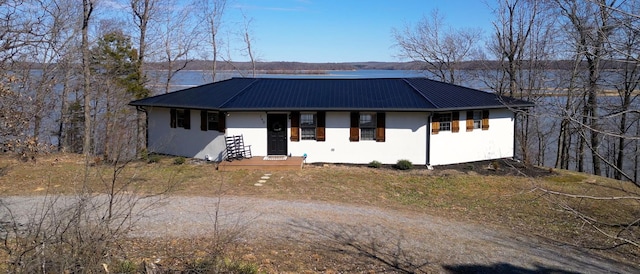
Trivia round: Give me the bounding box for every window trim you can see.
[466,110,483,131]
[438,112,452,132]
[350,112,385,142]
[176,109,186,128]
[432,112,456,134]
[291,111,325,142]
[200,110,225,132]
[170,108,190,129]
[359,112,377,141]
[300,113,317,140]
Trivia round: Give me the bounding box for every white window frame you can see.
[359,113,377,141]
[207,112,219,130]
[300,113,317,140]
[176,109,185,128]
[439,113,452,131]
[472,110,482,129]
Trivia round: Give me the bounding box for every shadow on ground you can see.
[443,263,580,274]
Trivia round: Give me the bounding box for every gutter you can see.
[216,105,535,113]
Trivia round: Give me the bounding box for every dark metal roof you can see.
[130,77,534,111]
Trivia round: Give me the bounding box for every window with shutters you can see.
[300,113,316,140]
[438,113,451,131]
[472,110,482,129]
[176,109,185,128]
[359,113,376,140]
[170,108,191,129]
[207,112,219,130]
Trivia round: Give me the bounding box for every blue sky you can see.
[224,0,495,62]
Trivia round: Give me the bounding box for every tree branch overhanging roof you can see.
[129,77,535,111]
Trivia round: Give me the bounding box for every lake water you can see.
[148,69,430,93]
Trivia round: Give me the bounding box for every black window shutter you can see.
[316,111,326,141]
[482,110,490,130]
[183,109,191,129]
[170,108,177,128]
[466,111,474,131]
[200,110,207,131]
[218,112,226,133]
[452,111,460,133]
[290,111,300,142]
[431,113,440,134]
[376,112,385,142]
[349,112,359,142]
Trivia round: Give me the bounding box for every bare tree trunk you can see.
[131,0,155,157]
[194,0,227,81]
[241,13,256,77]
[587,65,601,175]
[635,121,639,183]
[577,103,588,173]
[57,61,72,152]
[82,0,94,157]
[615,106,628,180]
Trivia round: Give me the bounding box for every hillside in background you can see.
[19,60,628,72]
[142,59,628,72]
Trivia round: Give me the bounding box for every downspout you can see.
[136,106,149,151]
[426,112,432,169]
[512,109,518,161]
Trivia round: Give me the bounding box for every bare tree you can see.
[157,0,200,93]
[484,0,557,165]
[556,0,618,176]
[604,0,640,183]
[129,0,156,158]
[195,0,227,81]
[392,9,482,84]
[241,12,257,77]
[81,0,95,158]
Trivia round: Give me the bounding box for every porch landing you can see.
[218,156,305,171]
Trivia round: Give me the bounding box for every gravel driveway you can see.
[2,195,635,273]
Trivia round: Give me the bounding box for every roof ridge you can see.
[219,78,259,109]
[402,78,440,108]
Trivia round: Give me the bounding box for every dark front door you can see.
[267,114,288,155]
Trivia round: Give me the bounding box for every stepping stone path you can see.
[254,173,271,187]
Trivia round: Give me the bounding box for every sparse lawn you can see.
[1,153,638,269]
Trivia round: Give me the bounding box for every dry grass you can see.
[1,153,639,268]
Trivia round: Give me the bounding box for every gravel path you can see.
[2,195,635,273]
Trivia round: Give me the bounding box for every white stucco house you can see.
[129,77,533,166]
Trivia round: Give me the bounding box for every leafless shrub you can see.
[0,147,178,272]
[288,219,433,273]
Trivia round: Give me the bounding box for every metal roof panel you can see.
[129,77,534,111]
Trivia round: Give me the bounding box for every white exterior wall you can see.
[146,108,515,166]
[147,107,226,161]
[429,109,515,165]
[288,112,428,165]
[225,112,269,156]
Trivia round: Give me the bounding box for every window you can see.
[438,113,451,131]
[466,110,489,131]
[207,112,219,129]
[170,108,191,129]
[350,112,385,142]
[291,111,325,142]
[432,112,457,134]
[472,110,482,129]
[300,113,316,140]
[176,109,185,127]
[359,113,376,140]
[200,110,226,132]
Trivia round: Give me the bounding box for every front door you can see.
[267,114,288,155]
